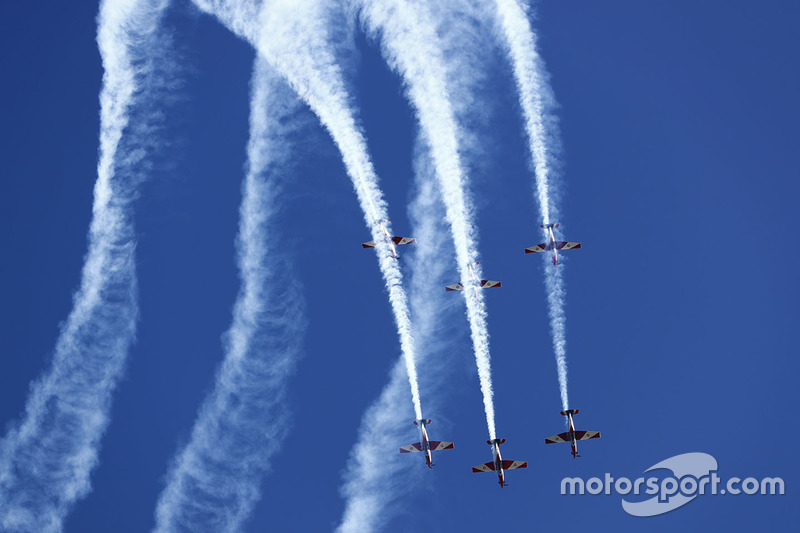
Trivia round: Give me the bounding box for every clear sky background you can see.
[0,1,797,531]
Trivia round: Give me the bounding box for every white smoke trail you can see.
[337,144,457,533]
[0,1,171,531]
[491,0,561,225]
[189,0,424,421]
[353,0,498,440]
[490,0,570,411]
[153,59,306,533]
[335,360,417,533]
[546,268,569,411]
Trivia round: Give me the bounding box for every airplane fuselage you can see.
[419,422,433,468]
[492,442,506,487]
[467,263,480,299]
[565,411,579,458]
[381,224,399,260]
[546,225,559,265]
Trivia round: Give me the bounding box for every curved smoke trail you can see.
[335,360,418,533]
[491,0,570,411]
[337,144,458,533]
[153,59,306,533]
[0,1,172,530]
[354,0,498,440]
[189,0,422,421]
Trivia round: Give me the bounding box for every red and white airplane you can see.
[362,220,415,260]
[399,419,454,468]
[525,223,581,265]
[544,409,601,458]
[445,261,501,295]
[472,438,527,487]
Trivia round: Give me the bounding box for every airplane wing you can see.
[447,281,501,291]
[392,237,416,245]
[429,440,455,451]
[575,431,601,441]
[502,460,528,470]
[545,432,571,444]
[555,241,582,250]
[362,241,376,248]
[472,462,496,473]
[399,443,423,453]
[525,243,550,253]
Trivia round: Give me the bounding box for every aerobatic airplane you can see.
[362,219,415,260]
[525,223,581,265]
[472,438,527,487]
[544,409,601,458]
[399,419,454,468]
[445,261,501,295]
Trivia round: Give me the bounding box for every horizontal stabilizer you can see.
[472,462,495,473]
[429,441,455,451]
[503,460,527,470]
[545,432,570,444]
[399,443,423,453]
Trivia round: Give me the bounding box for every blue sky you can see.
[1,1,797,531]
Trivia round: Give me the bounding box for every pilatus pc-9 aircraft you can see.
[399,419,454,468]
[525,223,581,265]
[445,261,501,296]
[362,219,415,260]
[545,409,601,458]
[472,438,527,487]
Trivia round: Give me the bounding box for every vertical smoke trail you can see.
[337,143,457,533]
[491,0,570,411]
[153,59,306,533]
[190,0,424,421]
[491,0,561,225]
[354,0,498,439]
[546,268,569,411]
[0,1,171,531]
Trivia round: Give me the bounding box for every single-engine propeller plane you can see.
[545,409,601,458]
[472,438,527,487]
[362,219,415,260]
[446,261,501,296]
[399,419,454,468]
[525,223,581,265]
